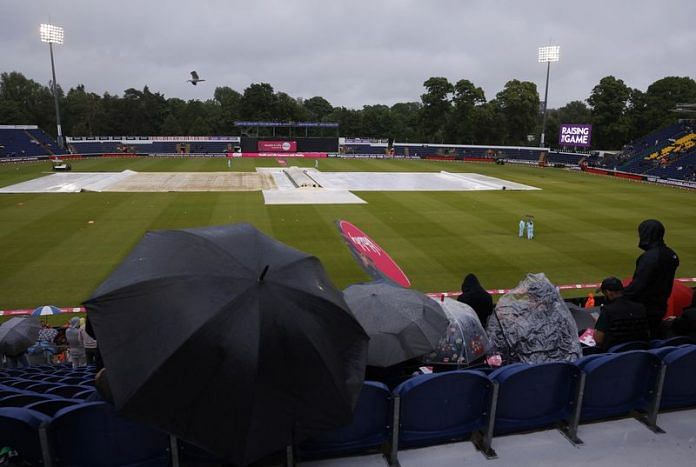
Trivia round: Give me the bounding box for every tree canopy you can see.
[1,71,693,150]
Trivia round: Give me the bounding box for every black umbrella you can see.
[83,223,368,466]
[343,281,449,367]
[0,316,40,356]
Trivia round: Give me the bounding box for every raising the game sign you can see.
[257,140,297,152]
[559,124,592,147]
[337,220,411,288]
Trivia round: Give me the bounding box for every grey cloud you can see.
[1,0,694,110]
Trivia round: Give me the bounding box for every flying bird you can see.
[187,71,206,86]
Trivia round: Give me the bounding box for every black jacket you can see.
[457,274,494,326]
[623,220,679,317]
[597,296,650,351]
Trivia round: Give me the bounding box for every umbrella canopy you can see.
[83,223,368,466]
[343,281,449,367]
[0,316,41,356]
[422,297,491,366]
[31,305,62,316]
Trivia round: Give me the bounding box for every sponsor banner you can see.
[0,307,85,316]
[235,152,328,158]
[337,220,411,288]
[67,136,240,143]
[559,123,592,147]
[429,277,696,298]
[258,140,297,152]
[234,121,338,128]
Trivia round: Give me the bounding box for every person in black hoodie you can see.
[457,273,494,327]
[623,219,679,338]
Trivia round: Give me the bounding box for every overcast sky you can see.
[2,0,695,110]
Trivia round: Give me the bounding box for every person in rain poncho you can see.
[65,317,86,368]
[486,273,582,364]
[526,219,534,240]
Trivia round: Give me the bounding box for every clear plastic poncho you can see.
[485,273,582,364]
[422,297,491,366]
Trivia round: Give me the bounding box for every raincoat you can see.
[457,273,494,327]
[486,273,582,364]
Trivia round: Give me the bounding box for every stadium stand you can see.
[2,347,695,464]
[0,125,59,158]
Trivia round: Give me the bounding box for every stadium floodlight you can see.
[40,24,64,149]
[40,23,64,44]
[538,45,560,148]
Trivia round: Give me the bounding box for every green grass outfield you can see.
[1,157,694,319]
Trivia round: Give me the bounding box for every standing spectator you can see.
[457,273,494,327]
[38,322,58,344]
[594,277,650,351]
[65,317,86,368]
[623,219,679,338]
[81,318,98,365]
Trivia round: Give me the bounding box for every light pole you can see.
[538,45,560,148]
[40,23,65,150]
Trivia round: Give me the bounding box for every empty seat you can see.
[1,393,56,407]
[577,351,663,430]
[26,382,60,394]
[51,402,171,467]
[659,345,696,410]
[0,407,51,466]
[299,381,392,459]
[47,384,93,398]
[490,362,583,443]
[652,336,696,348]
[393,370,496,457]
[607,341,650,353]
[25,398,81,417]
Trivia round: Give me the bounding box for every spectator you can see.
[623,219,680,338]
[65,317,86,368]
[81,318,98,365]
[3,350,29,369]
[38,322,58,343]
[457,273,494,327]
[594,277,650,351]
[486,273,582,364]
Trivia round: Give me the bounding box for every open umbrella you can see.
[31,305,62,317]
[0,316,41,356]
[83,223,368,466]
[422,297,491,366]
[343,281,449,367]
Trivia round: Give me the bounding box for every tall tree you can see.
[449,79,486,143]
[588,76,632,149]
[495,79,540,145]
[303,96,333,121]
[239,83,277,120]
[420,77,453,143]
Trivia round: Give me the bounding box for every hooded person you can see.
[457,273,494,327]
[486,273,582,364]
[623,219,679,337]
[65,317,86,368]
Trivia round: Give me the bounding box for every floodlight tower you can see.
[40,23,65,149]
[538,45,560,148]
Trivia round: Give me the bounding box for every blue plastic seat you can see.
[577,351,663,430]
[607,341,650,353]
[298,381,392,459]
[394,370,496,456]
[50,402,171,467]
[1,393,57,407]
[25,398,81,417]
[0,407,51,466]
[659,345,696,410]
[490,362,583,443]
[46,384,93,398]
[652,336,696,348]
[26,382,60,394]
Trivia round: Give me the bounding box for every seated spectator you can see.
[486,273,582,364]
[65,317,86,368]
[594,277,650,351]
[457,273,494,327]
[38,322,58,343]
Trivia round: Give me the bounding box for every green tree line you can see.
[1,71,694,149]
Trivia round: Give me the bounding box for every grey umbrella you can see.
[0,316,41,356]
[343,281,449,367]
